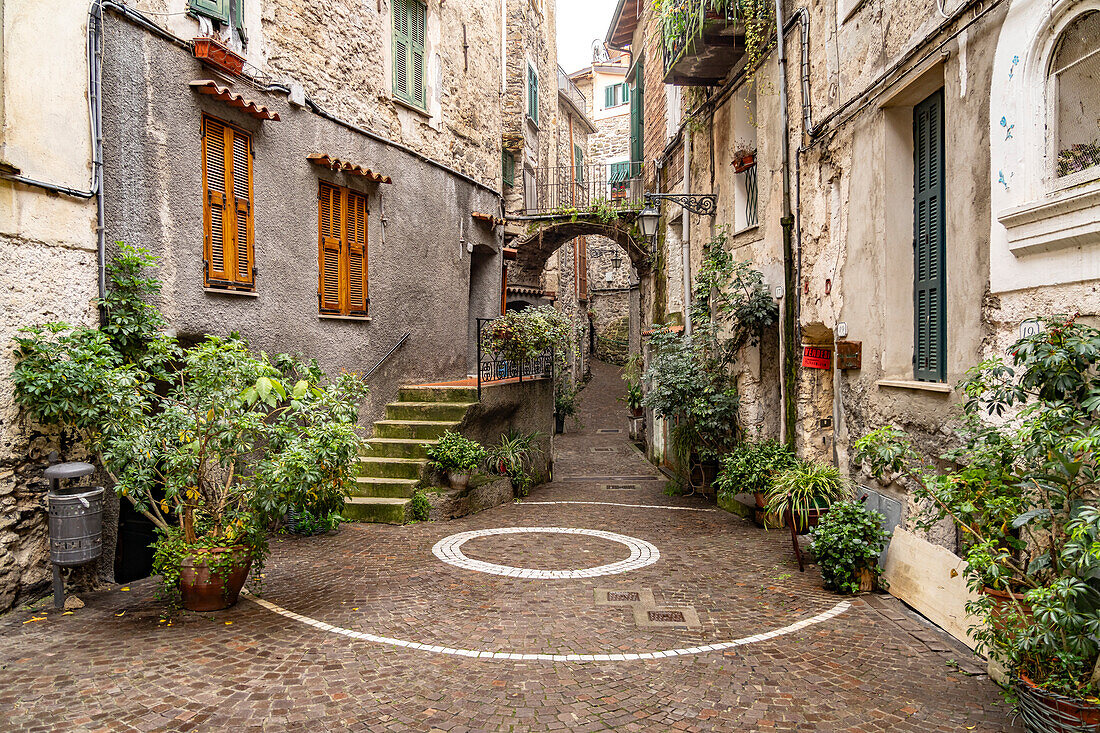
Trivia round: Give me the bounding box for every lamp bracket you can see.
[643,192,718,216]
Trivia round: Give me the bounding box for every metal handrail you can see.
[557,65,586,111]
[364,331,410,379]
[522,161,645,215]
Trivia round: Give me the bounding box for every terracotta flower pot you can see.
[448,471,470,490]
[982,586,1033,631]
[180,546,252,612]
[192,37,245,76]
[1015,673,1100,732]
[732,154,756,173]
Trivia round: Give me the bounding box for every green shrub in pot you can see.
[810,500,890,594]
[426,430,486,473]
[714,440,798,502]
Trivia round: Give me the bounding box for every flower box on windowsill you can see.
[193,37,245,76]
[732,153,756,173]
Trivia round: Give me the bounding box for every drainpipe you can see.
[774,0,798,450]
[682,132,692,336]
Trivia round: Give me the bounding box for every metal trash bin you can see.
[45,462,103,608]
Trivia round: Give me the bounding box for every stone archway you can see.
[507,218,650,285]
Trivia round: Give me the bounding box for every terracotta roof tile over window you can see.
[189,80,280,121]
[307,155,393,184]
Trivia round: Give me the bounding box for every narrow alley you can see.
[0,362,1016,732]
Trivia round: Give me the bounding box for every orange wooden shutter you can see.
[576,236,588,299]
[202,118,232,285]
[318,183,343,311]
[230,128,254,286]
[501,264,508,315]
[346,191,369,315]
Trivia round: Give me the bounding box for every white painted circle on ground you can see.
[431,526,660,579]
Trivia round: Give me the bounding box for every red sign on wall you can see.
[802,346,832,369]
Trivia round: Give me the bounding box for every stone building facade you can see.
[0,0,554,612]
[607,0,1100,637]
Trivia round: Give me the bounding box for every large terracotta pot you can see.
[448,471,470,490]
[180,546,252,612]
[982,586,1033,631]
[1015,673,1100,732]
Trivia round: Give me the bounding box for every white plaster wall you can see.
[988,0,1100,293]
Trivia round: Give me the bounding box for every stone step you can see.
[373,419,460,440]
[361,437,436,460]
[385,401,474,422]
[351,476,419,499]
[342,497,410,524]
[399,385,478,403]
[357,456,426,480]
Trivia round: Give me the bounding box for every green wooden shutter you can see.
[392,0,410,102]
[913,89,946,382]
[528,64,539,124]
[574,143,584,183]
[189,0,229,23]
[621,83,629,104]
[409,0,426,108]
[629,59,644,170]
[604,85,614,109]
[502,151,514,187]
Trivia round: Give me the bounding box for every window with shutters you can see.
[188,0,247,39]
[912,89,946,382]
[202,116,254,291]
[629,59,644,167]
[602,83,629,109]
[317,182,369,317]
[527,63,539,125]
[502,151,515,187]
[573,143,584,185]
[392,0,427,110]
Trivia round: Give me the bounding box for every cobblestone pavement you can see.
[0,361,1020,732]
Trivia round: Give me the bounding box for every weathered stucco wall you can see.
[0,1,101,612]
[102,20,503,425]
[134,0,504,190]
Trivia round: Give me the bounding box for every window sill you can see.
[841,0,867,23]
[204,287,258,297]
[998,179,1100,256]
[526,115,540,132]
[732,223,760,237]
[391,95,430,119]
[318,314,371,322]
[876,378,952,394]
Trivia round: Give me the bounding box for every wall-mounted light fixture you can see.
[637,192,718,247]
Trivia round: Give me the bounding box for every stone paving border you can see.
[431,526,660,578]
[243,592,853,662]
[521,501,716,512]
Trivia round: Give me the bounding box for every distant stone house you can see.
[0,0,555,612]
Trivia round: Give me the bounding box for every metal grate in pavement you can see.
[596,429,622,434]
[648,610,685,623]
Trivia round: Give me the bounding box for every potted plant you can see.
[426,430,486,490]
[620,354,645,418]
[192,36,246,76]
[765,460,852,532]
[731,139,756,172]
[810,500,890,593]
[12,245,368,612]
[715,440,798,512]
[554,382,577,434]
[854,316,1100,729]
[486,430,544,497]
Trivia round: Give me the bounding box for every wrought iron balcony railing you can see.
[521,161,645,216]
[557,65,586,112]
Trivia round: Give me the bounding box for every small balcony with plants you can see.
[659,0,773,86]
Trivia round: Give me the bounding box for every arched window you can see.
[1049,11,1100,180]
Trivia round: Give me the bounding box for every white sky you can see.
[556,0,618,75]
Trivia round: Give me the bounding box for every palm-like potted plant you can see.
[765,460,852,532]
[426,430,486,490]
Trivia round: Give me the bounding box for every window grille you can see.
[1052,12,1100,179]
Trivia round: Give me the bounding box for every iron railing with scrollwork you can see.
[476,318,554,400]
[523,161,645,215]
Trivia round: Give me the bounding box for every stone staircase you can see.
[343,384,478,523]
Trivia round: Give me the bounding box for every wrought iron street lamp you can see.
[637,192,718,245]
[611,251,623,269]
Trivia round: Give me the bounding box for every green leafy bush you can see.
[426,430,486,472]
[12,245,368,603]
[481,305,571,364]
[766,461,852,531]
[714,440,797,498]
[810,501,889,594]
[853,316,1100,699]
[409,491,431,522]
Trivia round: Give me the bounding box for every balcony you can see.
[520,162,645,216]
[557,65,586,112]
[661,0,757,86]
